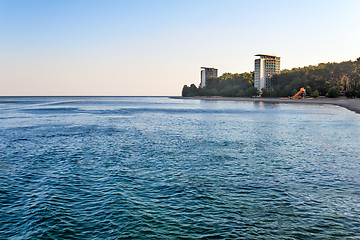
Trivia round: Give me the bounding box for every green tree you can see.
[305,86,312,96]
[261,88,275,98]
[326,86,340,98]
[182,85,190,97]
[245,87,259,97]
[311,89,320,98]
[238,89,245,97]
[345,89,357,98]
[187,84,198,97]
[208,88,219,96]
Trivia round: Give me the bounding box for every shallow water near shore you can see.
[1,96,360,239]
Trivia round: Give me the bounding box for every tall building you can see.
[200,67,218,88]
[254,54,280,91]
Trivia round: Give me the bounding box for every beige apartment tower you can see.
[200,67,218,88]
[254,54,280,91]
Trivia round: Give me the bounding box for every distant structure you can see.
[254,54,280,91]
[200,67,218,88]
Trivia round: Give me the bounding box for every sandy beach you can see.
[172,97,360,115]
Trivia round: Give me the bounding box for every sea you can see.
[0,96,359,239]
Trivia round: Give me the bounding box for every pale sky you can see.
[1,0,360,96]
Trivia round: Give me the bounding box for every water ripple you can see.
[0,97,359,239]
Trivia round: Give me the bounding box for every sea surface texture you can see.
[1,97,360,239]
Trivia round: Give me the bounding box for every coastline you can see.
[171,96,360,115]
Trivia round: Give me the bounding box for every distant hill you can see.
[182,57,360,98]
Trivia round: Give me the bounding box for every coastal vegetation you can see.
[182,57,360,98]
[270,57,360,98]
[182,72,258,97]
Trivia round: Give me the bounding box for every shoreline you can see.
[171,96,360,115]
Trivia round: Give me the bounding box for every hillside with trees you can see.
[182,57,360,98]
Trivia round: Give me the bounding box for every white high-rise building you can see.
[254,54,280,91]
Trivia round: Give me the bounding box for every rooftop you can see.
[201,67,217,70]
[255,54,279,58]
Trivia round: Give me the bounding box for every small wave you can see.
[21,108,81,114]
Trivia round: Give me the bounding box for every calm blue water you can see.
[1,97,360,239]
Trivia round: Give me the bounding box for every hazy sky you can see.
[1,0,360,96]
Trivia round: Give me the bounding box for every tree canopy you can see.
[182,72,258,97]
[271,58,360,97]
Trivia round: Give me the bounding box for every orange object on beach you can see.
[281,88,306,99]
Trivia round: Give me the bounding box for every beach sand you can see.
[172,97,360,115]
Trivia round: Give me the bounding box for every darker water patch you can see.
[86,107,253,116]
[21,107,81,114]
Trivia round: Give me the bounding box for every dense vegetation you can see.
[182,72,258,97]
[182,57,360,98]
[269,57,360,98]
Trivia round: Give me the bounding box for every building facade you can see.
[200,67,218,88]
[254,54,280,91]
